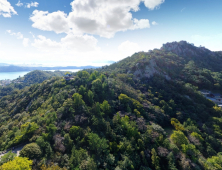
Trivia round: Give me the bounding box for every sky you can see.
[0,0,222,66]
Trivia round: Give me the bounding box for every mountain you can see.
[0,70,66,97]
[1,41,222,169]
[0,65,99,72]
[0,63,9,66]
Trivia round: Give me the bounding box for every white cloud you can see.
[30,0,164,38]
[23,38,29,47]
[30,10,69,34]
[16,0,23,7]
[32,34,99,52]
[152,21,158,25]
[7,30,23,39]
[143,0,165,10]
[61,34,99,52]
[132,19,150,29]
[118,41,141,58]
[0,0,17,17]
[32,35,62,51]
[26,2,39,8]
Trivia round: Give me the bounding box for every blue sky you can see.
[0,0,222,66]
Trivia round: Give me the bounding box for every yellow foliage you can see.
[171,118,185,131]
[41,164,67,170]
[0,157,32,170]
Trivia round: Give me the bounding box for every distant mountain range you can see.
[0,64,102,72]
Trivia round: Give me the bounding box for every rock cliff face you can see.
[127,41,221,81]
[131,58,171,81]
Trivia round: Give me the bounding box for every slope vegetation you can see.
[1,41,222,169]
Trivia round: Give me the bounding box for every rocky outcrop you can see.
[161,40,214,57]
[132,58,171,81]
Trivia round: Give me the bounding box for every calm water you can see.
[0,69,81,80]
[0,71,29,80]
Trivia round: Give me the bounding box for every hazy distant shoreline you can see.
[0,65,98,72]
[0,69,81,80]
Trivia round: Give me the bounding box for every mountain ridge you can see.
[1,41,222,169]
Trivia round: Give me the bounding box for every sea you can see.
[0,69,81,80]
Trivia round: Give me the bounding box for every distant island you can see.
[0,64,102,72]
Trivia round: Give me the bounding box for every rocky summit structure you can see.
[161,40,213,57]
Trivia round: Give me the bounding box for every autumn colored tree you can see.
[0,157,32,170]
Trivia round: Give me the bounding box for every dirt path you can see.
[0,144,26,159]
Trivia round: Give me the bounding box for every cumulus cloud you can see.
[143,0,165,10]
[26,2,39,8]
[30,0,164,38]
[32,34,99,52]
[61,34,99,52]
[32,35,62,51]
[30,10,69,34]
[152,21,158,25]
[0,0,17,17]
[118,41,141,58]
[23,38,29,47]
[16,0,23,7]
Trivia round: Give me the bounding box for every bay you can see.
[0,69,81,80]
[0,71,29,80]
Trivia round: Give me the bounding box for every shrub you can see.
[20,143,42,159]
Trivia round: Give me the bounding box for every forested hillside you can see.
[0,70,66,98]
[1,41,222,169]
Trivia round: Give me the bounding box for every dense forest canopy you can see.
[1,41,222,169]
[0,70,66,97]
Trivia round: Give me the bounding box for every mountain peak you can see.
[161,41,211,57]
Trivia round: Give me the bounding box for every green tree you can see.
[0,151,16,165]
[118,94,131,105]
[45,142,53,158]
[100,100,111,115]
[204,153,222,170]
[69,146,88,169]
[92,79,102,93]
[20,143,42,159]
[87,90,94,106]
[77,71,90,83]
[151,148,160,170]
[64,133,73,151]
[73,93,85,109]
[46,124,57,138]
[170,131,188,147]
[88,133,108,154]
[79,85,87,97]
[167,152,177,170]
[69,126,82,140]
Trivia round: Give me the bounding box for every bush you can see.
[20,143,42,159]
[0,157,32,170]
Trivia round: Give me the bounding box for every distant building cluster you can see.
[0,79,24,87]
[0,79,12,86]
[64,74,74,81]
[201,90,222,108]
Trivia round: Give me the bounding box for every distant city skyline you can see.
[0,0,222,66]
